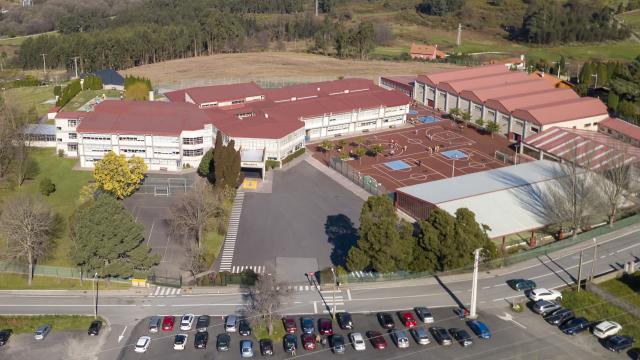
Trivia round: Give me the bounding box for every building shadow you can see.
[325,214,358,268]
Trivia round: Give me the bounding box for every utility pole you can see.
[576,249,584,292]
[71,56,80,79]
[456,23,462,47]
[93,272,98,318]
[591,73,598,89]
[315,0,319,17]
[41,53,47,77]
[469,248,482,319]
[330,267,337,319]
[589,238,598,282]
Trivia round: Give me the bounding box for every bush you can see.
[265,160,279,171]
[282,148,306,165]
[83,75,103,90]
[57,149,65,157]
[56,79,81,107]
[39,177,56,196]
[53,85,62,96]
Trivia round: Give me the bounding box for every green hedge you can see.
[265,160,279,171]
[2,75,41,89]
[56,79,81,107]
[83,75,103,90]
[282,148,305,165]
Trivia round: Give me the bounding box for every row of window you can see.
[183,149,203,157]
[183,137,203,145]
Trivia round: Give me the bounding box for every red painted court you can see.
[309,115,522,192]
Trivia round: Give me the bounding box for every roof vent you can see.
[265,113,269,119]
[317,87,320,91]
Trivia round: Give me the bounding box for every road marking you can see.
[348,293,445,302]
[496,313,527,329]
[482,286,491,289]
[169,303,243,306]
[146,220,155,246]
[615,242,640,253]
[347,288,352,301]
[600,255,607,259]
[313,301,318,314]
[118,326,127,343]
[493,283,507,287]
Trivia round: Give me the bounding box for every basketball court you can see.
[310,114,521,192]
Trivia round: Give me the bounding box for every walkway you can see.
[218,191,245,272]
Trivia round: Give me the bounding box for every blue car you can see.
[466,320,491,339]
[300,317,314,334]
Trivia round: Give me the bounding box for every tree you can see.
[13,152,39,187]
[183,244,207,277]
[449,108,461,121]
[595,147,638,226]
[354,146,366,164]
[169,178,222,248]
[244,274,287,336]
[345,196,413,272]
[39,177,56,196]
[198,148,214,179]
[369,144,384,159]
[336,139,347,150]
[213,140,242,189]
[71,194,160,277]
[93,151,147,199]
[417,0,466,16]
[339,151,350,160]
[0,102,27,180]
[320,140,333,154]
[486,121,501,138]
[607,92,620,112]
[125,82,150,101]
[0,195,56,286]
[461,111,472,127]
[474,118,485,128]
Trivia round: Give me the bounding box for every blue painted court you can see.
[384,160,411,171]
[408,109,419,115]
[418,116,439,124]
[441,149,468,160]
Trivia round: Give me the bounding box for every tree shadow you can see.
[325,214,358,267]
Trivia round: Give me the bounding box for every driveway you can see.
[232,161,364,283]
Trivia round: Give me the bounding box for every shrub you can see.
[56,79,81,107]
[57,149,65,157]
[282,148,305,165]
[39,177,56,196]
[265,160,279,171]
[53,85,62,96]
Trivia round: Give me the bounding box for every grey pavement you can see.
[2,330,107,360]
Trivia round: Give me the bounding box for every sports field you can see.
[310,108,522,192]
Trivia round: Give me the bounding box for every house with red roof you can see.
[410,44,446,61]
[598,118,640,148]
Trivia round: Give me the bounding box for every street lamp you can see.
[469,248,483,319]
[92,272,98,319]
[330,267,337,319]
[589,238,598,283]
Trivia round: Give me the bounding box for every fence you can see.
[136,177,192,196]
[148,273,182,288]
[329,157,388,195]
[0,260,129,283]
[158,77,342,94]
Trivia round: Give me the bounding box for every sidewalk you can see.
[305,156,371,201]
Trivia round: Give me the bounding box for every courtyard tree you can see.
[474,117,485,129]
[336,139,347,150]
[170,178,222,248]
[369,144,384,159]
[213,139,242,189]
[198,148,214,179]
[354,146,366,164]
[486,121,501,138]
[461,110,472,127]
[0,194,57,286]
[39,177,56,196]
[244,274,287,336]
[448,107,461,120]
[339,151,350,161]
[93,151,147,199]
[320,140,333,157]
[71,194,160,278]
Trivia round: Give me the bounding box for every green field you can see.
[0,273,130,290]
[62,89,122,112]
[0,148,92,266]
[203,230,225,268]
[3,85,55,117]
[0,315,104,334]
[598,273,640,310]
[619,10,640,33]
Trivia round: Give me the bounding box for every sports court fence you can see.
[329,157,388,196]
[136,177,192,196]
[0,260,129,283]
[494,150,516,165]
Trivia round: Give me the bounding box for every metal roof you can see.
[24,124,56,136]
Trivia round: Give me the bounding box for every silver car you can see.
[225,315,238,333]
[148,316,161,333]
[532,300,561,315]
[391,330,410,348]
[34,324,51,340]
[411,327,431,345]
[240,340,253,358]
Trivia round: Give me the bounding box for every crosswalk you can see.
[320,289,345,314]
[219,192,245,272]
[150,286,182,297]
[230,265,265,274]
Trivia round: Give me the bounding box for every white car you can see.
[180,314,195,331]
[134,336,151,353]
[350,332,366,351]
[593,321,622,339]
[528,288,562,302]
[173,334,188,350]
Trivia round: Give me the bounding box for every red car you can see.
[366,331,387,350]
[401,312,417,328]
[162,316,175,331]
[301,333,316,351]
[283,317,297,334]
[318,318,334,335]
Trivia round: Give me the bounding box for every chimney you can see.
[148,90,154,101]
[317,87,320,91]
[541,72,544,78]
[265,113,269,119]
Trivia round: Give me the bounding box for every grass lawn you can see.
[203,230,225,268]
[598,273,640,310]
[619,10,640,33]
[0,148,92,266]
[3,85,55,117]
[561,289,640,340]
[62,89,122,112]
[0,315,104,334]
[253,320,286,342]
[0,273,130,290]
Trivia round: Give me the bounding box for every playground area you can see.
[309,115,522,192]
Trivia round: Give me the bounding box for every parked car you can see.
[559,317,591,335]
[259,339,274,356]
[217,333,231,351]
[179,314,194,331]
[628,347,640,360]
[330,334,346,354]
[336,312,354,330]
[283,317,297,333]
[400,312,417,328]
[148,316,161,333]
[411,327,431,345]
[350,332,366,351]
[377,312,395,329]
[506,279,537,291]
[162,316,175,331]
[593,321,622,339]
[414,307,434,323]
[366,330,387,350]
[430,326,452,346]
[239,319,252,336]
[0,330,11,346]
[134,336,151,353]
[302,333,316,351]
[528,288,562,302]
[88,320,102,336]
[543,308,574,326]
[390,329,410,348]
[225,315,238,332]
[196,315,210,332]
[173,334,188,350]
[34,324,51,340]
[467,320,491,339]
[241,339,254,358]
[318,318,334,335]
[301,317,314,334]
[532,300,562,316]
[283,334,297,354]
[449,328,473,347]
[605,335,634,353]
[194,331,208,349]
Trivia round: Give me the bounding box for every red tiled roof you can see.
[264,78,374,103]
[599,118,640,142]
[460,79,554,105]
[484,88,579,115]
[181,82,264,105]
[163,89,186,102]
[512,97,607,126]
[524,126,640,169]
[416,64,508,87]
[55,111,90,119]
[437,71,531,96]
[410,44,446,59]
[76,101,211,136]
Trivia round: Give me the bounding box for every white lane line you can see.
[348,293,445,302]
[616,242,640,253]
[347,288,352,301]
[313,301,318,314]
[482,286,491,289]
[600,255,607,259]
[146,220,155,246]
[169,303,243,306]
[494,283,507,287]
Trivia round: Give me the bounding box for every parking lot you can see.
[1,330,106,360]
[114,306,622,360]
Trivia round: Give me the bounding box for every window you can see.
[358,120,377,127]
[182,137,203,145]
[67,120,77,127]
[82,135,111,141]
[530,126,539,134]
[67,144,78,152]
[119,136,143,142]
[584,123,591,128]
[183,149,203,157]
[154,149,180,156]
[69,133,77,140]
[121,148,146,154]
[56,126,62,131]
